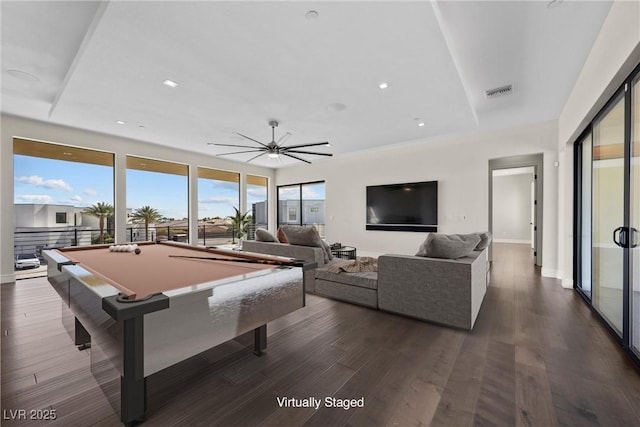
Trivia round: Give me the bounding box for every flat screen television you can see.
[366,181,438,232]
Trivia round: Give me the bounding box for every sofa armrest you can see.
[377,250,487,330]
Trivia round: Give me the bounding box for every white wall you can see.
[492,173,534,243]
[14,204,76,228]
[276,119,560,277]
[0,114,275,283]
[558,0,640,288]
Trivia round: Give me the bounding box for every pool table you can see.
[43,241,313,425]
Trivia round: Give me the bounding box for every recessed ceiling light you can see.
[163,79,179,88]
[378,82,389,90]
[62,152,73,156]
[116,120,126,125]
[305,10,319,20]
[138,125,145,129]
[417,122,425,127]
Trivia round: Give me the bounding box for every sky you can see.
[13,155,269,220]
[278,183,325,200]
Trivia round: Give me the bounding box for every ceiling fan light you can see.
[268,153,279,159]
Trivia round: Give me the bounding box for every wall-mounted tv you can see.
[366,181,438,232]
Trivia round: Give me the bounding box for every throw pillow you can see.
[277,227,289,244]
[416,233,481,259]
[475,231,492,250]
[255,228,279,243]
[280,225,330,263]
[457,232,492,251]
[321,239,334,261]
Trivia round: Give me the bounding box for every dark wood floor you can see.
[2,243,640,426]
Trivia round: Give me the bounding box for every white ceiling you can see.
[1,1,612,168]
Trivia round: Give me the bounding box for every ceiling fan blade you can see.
[215,149,265,156]
[281,141,330,150]
[283,149,333,157]
[246,151,268,163]
[282,152,312,164]
[208,142,262,149]
[234,132,269,148]
[276,132,292,145]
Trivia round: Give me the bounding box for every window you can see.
[126,156,188,243]
[55,212,67,224]
[197,167,240,245]
[288,207,298,221]
[247,175,268,239]
[13,139,115,254]
[277,181,326,236]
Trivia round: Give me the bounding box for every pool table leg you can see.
[254,324,267,356]
[74,317,91,350]
[121,317,146,425]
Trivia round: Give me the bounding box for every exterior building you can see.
[277,200,325,226]
[14,204,96,255]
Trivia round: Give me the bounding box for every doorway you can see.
[488,154,544,266]
[492,167,536,257]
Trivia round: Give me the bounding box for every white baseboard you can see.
[1,273,16,284]
[493,238,532,244]
[541,267,561,279]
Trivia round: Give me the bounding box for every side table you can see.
[331,246,357,260]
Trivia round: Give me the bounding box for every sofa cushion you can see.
[315,266,378,290]
[416,233,480,259]
[255,228,279,243]
[277,227,289,244]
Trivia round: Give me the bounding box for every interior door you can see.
[531,180,535,250]
[592,93,626,336]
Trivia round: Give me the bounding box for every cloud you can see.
[15,175,73,192]
[199,197,238,205]
[16,194,54,204]
[84,188,98,196]
[71,195,83,202]
[246,187,267,198]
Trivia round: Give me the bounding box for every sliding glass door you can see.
[592,94,625,336]
[631,75,640,355]
[578,132,593,297]
[576,65,640,361]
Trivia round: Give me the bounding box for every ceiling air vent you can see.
[485,84,513,99]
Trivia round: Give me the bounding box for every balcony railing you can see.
[13,223,269,255]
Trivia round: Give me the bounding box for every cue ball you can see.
[135,248,141,255]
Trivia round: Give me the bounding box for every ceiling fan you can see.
[209,121,332,164]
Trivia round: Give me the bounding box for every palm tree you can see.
[130,205,161,241]
[84,202,114,244]
[228,207,251,243]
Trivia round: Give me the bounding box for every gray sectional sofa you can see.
[377,250,487,330]
[240,240,488,330]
